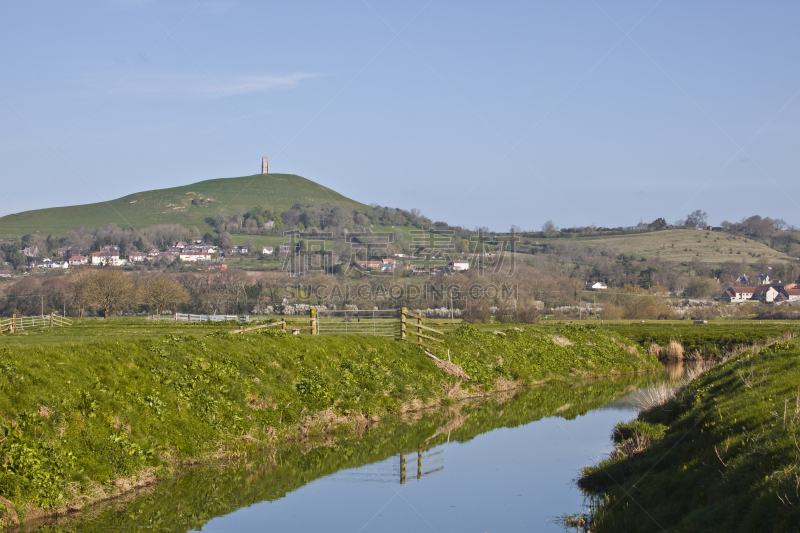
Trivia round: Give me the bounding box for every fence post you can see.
[174,312,178,321]
[50,313,54,328]
[12,314,16,333]
[400,307,407,340]
[310,309,317,336]
[282,321,286,333]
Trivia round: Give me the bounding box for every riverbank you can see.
[0,323,657,526]
[579,332,800,532]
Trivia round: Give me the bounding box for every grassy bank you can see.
[0,323,657,526]
[34,373,665,532]
[579,335,800,532]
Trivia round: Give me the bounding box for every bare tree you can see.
[70,269,97,318]
[137,276,189,317]
[89,270,133,319]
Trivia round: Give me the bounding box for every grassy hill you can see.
[0,174,368,238]
[530,229,792,264]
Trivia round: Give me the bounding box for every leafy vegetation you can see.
[0,322,655,523]
[579,337,800,532]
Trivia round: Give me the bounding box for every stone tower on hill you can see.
[262,157,269,174]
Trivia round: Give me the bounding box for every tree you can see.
[89,270,133,319]
[70,269,97,318]
[137,276,189,317]
[684,210,708,230]
[542,220,559,236]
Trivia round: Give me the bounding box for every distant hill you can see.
[0,174,369,238]
[528,229,792,264]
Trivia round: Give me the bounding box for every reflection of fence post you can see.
[401,307,407,340]
[417,446,422,479]
[400,453,406,484]
[310,309,317,335]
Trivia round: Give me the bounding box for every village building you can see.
[172,241,188,249]
[69,255,88,266]
[128,252,147,263]
[262,246,274,255]
[751,285,781,303]
[47,261,69,269]
[91,252,123,266]
[22,246,39,257]
[207,262,227,271]
[279,245,291,255]
[776,287,800,303]
[0,269,12,278]
[589,281,608,290]
[448,259,470,271]
[179,251,212,262]
[721,286,756,302]
[231,246,248,254]
[57,247,72,258]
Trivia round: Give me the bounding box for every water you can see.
[42,371,682,533]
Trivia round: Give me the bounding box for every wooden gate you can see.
[316,309,400,337]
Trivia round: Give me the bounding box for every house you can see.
[589,281,608,290]
[751,285,780,303]
[207,262,227,271]
[0,269,12,278]
[101,245,120,253]
[707,226,724,231]
[153,252,177,263]
[448,259,470,271]
[757,274,771,285]
[262,246,274,255]
[179,251,212,262]
[231,246,248,254]
[279,245,291,255]
[356,258,395,271]
[22,246,38,257]
[148,249,161,257]
[721,286,755,302]
[91,252,123,266]
[194,238,203,245]
[47,261,69,269]
[172,241,188,249]
[167,247,182,253]
[776,288,800,303]
[69,255,88,266]
[128,252,147,263]
[736,275,752,285]
[57,247,72,258]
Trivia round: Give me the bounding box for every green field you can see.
[532,229,791,264]
[579,335,800,532]
[0,174,368,239]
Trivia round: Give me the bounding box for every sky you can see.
[1,1,799,232]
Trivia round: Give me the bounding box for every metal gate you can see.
[316,309,400,337]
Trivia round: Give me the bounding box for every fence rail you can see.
[174,313,247,322]
[0,313,72,333]
[316,309,400,337]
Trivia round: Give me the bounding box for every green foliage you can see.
[581,338,800,532]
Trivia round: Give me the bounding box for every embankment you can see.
[0,324,656,526]
[579,335,800,532]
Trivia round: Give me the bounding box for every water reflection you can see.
[35,371,675,533]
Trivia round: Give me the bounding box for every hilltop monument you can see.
[262,157,269,174]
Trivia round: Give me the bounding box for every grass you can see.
[35,372,665,532]
[0,174,368,239]
[532,229,790,264]
[0,321,657,524]
[578,335,800,532]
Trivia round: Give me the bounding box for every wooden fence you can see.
[401,307,445,351]
[0,313,72,334]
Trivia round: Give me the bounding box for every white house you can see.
[69,255,88,266]
[448,259,470,271]
[262,246,274,255]
[752,285,780,303]
[590,282,608,290]
[231,246,248,254]
[722,286,755,302]
[179,251,212,262]
[91,252,123,266]
[47,261,69,269]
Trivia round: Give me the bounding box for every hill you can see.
[0,174,368,238]
[529,229,792,264]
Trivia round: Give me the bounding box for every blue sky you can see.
[1,1,799,231]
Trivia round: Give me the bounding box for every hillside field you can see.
[531,229,792,264]
[0,174,368,239]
